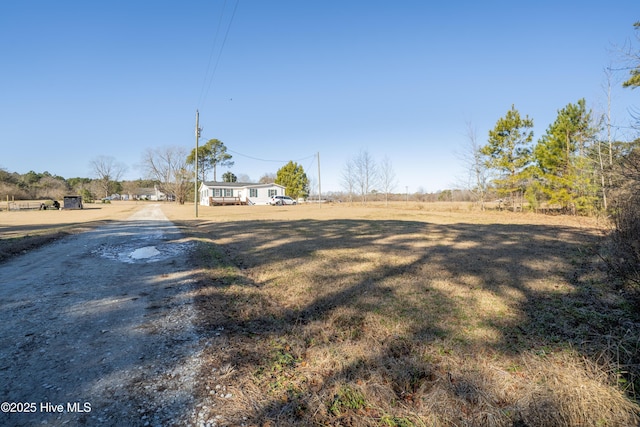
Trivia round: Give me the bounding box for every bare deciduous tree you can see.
[340,159,357,204]
[237,173,252,183]
[141,146,193,204]
[458,122,489,210]
[90,155,126,198]
[596,66,622,210]
[353,150,378,204]
[259,173,276,184]
[379,156,397,206]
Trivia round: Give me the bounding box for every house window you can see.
[224,189,233,197]
[249,188,258,197]
[268,189,277,197]
[214,188,221,197]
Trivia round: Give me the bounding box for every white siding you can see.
[199,183,285,206]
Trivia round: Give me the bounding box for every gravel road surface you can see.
[0,204,204,426]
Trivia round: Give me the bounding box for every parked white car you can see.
[269,195,297,205]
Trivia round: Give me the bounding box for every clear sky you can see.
[1,1,638,193]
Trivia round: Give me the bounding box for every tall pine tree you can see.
[481,105,534,211]
[186,139,234,182]
[533,99,599,213]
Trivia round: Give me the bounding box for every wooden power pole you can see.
[317,152,321,205]
[195,110,200,218]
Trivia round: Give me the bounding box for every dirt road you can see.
[0,205,204,426]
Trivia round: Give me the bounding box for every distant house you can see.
[198,182,286,206]
[132,185,173,201]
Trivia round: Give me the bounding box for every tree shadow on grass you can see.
[181,218,640,426]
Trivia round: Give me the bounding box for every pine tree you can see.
[481,105,534,211]
[222,171,237,182]
[186,139,234,182]
[533,99,599,213]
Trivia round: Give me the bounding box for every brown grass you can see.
[162,202,639,426]
[2,201,637,425]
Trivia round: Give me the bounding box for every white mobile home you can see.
[198,182,286,206]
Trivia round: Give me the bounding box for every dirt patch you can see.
[0,202,159,263]
[0,204,203,426]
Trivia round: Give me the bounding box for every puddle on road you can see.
[90,205,194,264]
[92,241,193,264]
[130,246,161,260]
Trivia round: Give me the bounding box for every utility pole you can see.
[317,152,321,206]
[195,110,200,218]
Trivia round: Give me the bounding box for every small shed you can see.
[63,196,83,210]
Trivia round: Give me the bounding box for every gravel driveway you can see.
[0,204,204,426]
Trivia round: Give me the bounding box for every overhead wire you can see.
[305,154,319,187]
[194,3,319,180]
[197,0,228,108]
[198,0,240,110]
[227,148,316,164]
[305,154,318,173]
[197,0,240,110]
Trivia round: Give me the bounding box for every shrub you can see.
[605,146,640,289]
[608,196,640,286]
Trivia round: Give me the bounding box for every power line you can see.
[305,155,318,177]
[227,148,316,164]
[197,1,228,108]
[197,0,240,109]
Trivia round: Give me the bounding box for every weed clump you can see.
[329,385,368,416]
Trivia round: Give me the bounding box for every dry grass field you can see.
[162,202,638,426]
[2,200,639,425]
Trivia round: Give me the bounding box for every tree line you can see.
[0,167,159,203]
[467,99,621,214]
[0,135,315,204]
[463,22,640,217]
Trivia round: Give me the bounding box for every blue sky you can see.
[1,1,638,193]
